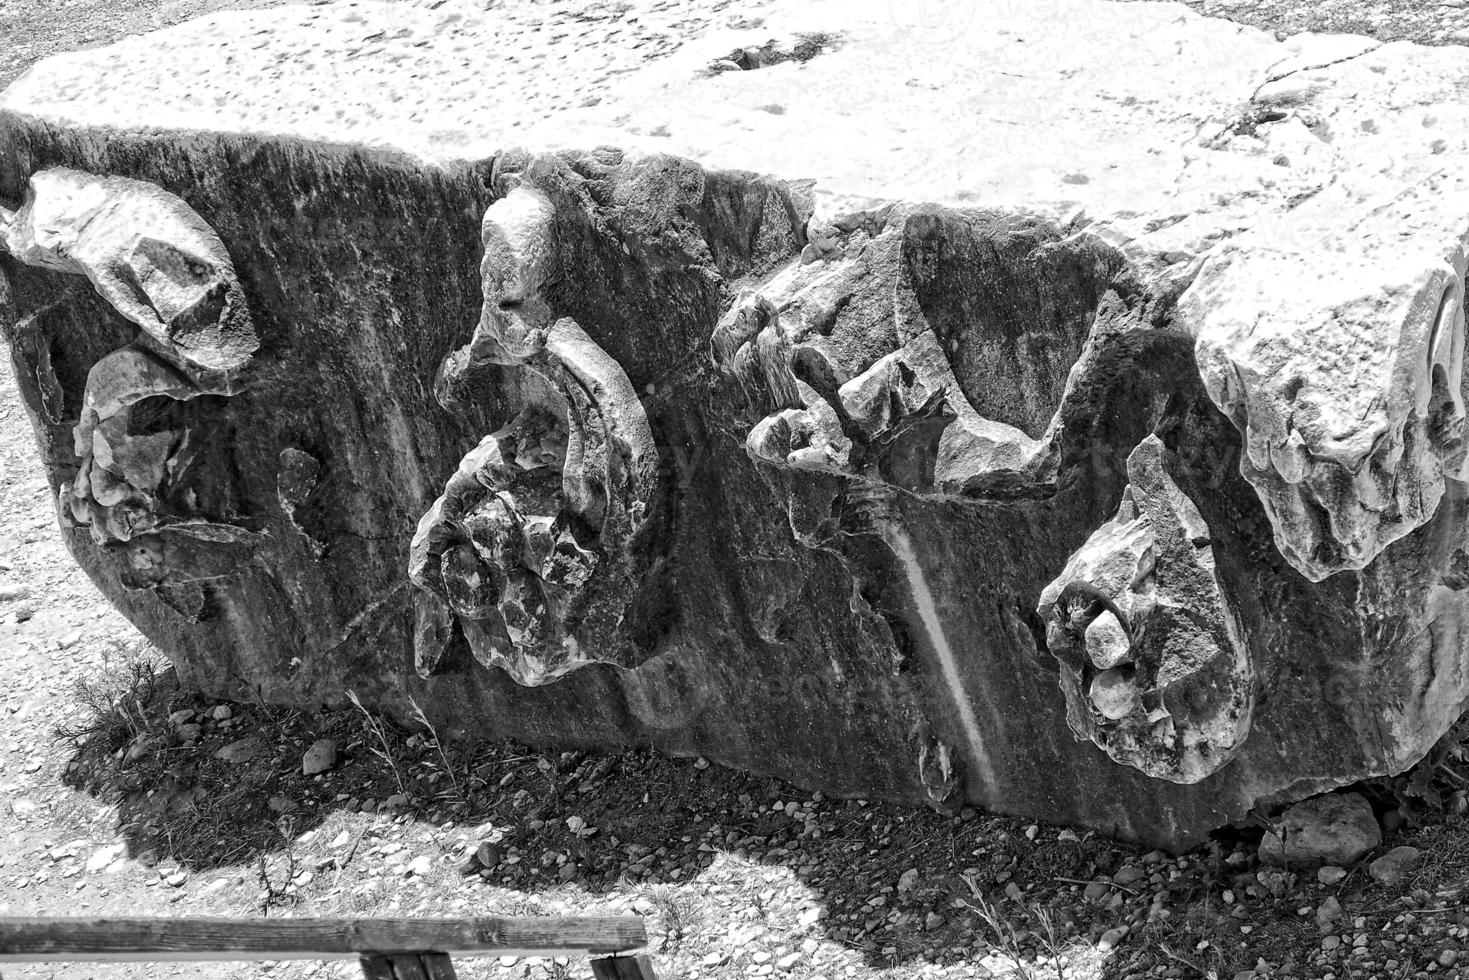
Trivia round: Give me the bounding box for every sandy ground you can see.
[0,0,317,90]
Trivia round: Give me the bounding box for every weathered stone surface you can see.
[1368,845,1424,885]
[1258,792,1381,867]
[1038,436,1253,784]
[407,173,674,685]
[1,168,260,584]
[3,0,1469,847]
[301,737,337,776]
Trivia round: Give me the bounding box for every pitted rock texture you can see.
[1182,207,1469,581]
[1257,792,1382,868]
[407,154,794,685]
[4,0,1469,847]
[1038,436,1253,784]
[1,167,261,601]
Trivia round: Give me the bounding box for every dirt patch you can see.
[7,616,1467,980]
[708,32,841,73]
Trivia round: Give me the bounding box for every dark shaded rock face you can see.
[4,130,1468,848]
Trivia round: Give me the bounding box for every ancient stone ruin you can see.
[3,0,1468,848]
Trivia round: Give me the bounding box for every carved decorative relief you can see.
[1,168,260,591]
[409,185,660,686]
[712,207,1062,503]
[1037,436,1254,783]
[1184,247,1469,581]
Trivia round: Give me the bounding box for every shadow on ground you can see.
[54,661,1469,979]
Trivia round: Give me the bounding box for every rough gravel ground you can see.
[1175,0,1469,45]
[0,0,308,90]
[2,1,1469,980]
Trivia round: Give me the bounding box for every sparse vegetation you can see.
[347,688,407,797]
[409,695,467,807]
[11,626,1469,980]
[1380,715,1469,823]
[640,883,707,948]
[255,820,304,916]
[51,640,168,754]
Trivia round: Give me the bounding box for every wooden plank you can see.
[418,953,458,980]
[360,953,458,980]
[590,954,658,980]
[0,917,647,963]
[360,955,397,980]
[388,956,429,980]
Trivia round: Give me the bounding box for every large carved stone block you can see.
[4,0,1469,847]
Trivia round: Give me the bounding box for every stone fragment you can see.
[1316,895,1342,932]
[301,738,337,776]
[1368,846,1423,886]
[475,842,502,869]
[1038,437,1253,783]
[1088,670,1138,722]
[1083,611,1131,671]
[85,843,126,873]
[214,738,265,765]
[1258,794,1382,868]
[1255,868,1290,896]
[1112,866,1145,886]
[0,169,256,373]
[1182,213,1469,583]
[1,170,259,570]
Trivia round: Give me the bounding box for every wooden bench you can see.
[0,916,658,979]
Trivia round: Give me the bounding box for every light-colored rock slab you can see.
[2,0,1284,227]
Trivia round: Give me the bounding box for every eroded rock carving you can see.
[715,206,1066,502]
[410,181,661,686]
[0,168,259,588]
[1038,436,1254,784]
[0,168,256,378]
[1183,246,1469,582]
